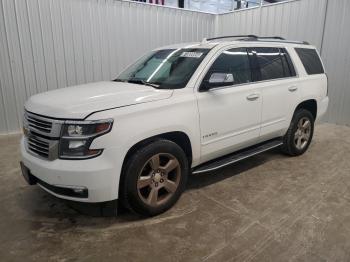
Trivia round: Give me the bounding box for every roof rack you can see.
[203,35,309,45]
[252,36,310,45]
[257,36,285,40]
[206,35,258,41]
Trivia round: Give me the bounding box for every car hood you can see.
[25,81,173,119]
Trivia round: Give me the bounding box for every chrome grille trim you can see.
[29,146,49,157]
[28,140,49,152]
[24,111,64,137]
[27,116,52,127]
[26,114,52,133]
[23,111,63,160]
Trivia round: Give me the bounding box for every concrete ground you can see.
[1,123,350,262]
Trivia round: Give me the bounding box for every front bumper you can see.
[20,137,123,203]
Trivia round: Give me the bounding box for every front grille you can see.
[27,135,50,158]
[26,114,52,133]
[23,111,63,160]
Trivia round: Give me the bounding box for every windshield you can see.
[115,48,210,89]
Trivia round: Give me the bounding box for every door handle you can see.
[288,86,298,92]
[246,93,260,101]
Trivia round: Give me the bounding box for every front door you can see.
[196,47,262,163]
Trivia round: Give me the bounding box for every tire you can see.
[281,109,314,156]
[120,139,189,217]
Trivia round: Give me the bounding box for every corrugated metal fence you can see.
[218,0,328,50]
[0,0,349,134]
[320,0,350,125]
[0,0,215,134]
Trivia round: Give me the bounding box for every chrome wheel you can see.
[294,117,311,150]
[137,153,181,207]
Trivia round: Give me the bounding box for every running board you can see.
[192,138,283,174]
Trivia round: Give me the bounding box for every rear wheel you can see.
[121,140,189,217]
[281,109,314,156]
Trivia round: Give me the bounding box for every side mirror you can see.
[209,73,234,84]
[201,73,234,91]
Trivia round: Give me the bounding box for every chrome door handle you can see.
[288,86,298,92]
[246,93,260,101]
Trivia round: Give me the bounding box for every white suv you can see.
[20,35,329,216]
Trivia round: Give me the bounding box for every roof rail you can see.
[257,36,285,40]
[204,35,309,45]
[206,35,258,41]
[254,38,310,45]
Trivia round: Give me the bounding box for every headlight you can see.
[59,119,113,159]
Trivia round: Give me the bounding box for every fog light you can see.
[73,188,84,194]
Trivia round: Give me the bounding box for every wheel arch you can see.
[294,99,317,120]
[119,131,193,196]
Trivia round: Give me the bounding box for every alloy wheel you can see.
[137,153,181,207]
[294,117,311,150]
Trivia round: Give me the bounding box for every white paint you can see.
[25,81,174,119]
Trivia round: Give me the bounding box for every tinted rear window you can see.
[295,48,324,75]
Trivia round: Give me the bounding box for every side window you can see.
[254,47,285,80]
[204,48,252,86]
[280,48,296,77]
[295,48,324,75]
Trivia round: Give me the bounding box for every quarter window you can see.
[295,48,324,75]
[280,48,296,77]
[204,48,252,86]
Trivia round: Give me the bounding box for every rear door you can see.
[249,47,301,141]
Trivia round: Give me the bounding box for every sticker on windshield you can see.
[180,52,203,58]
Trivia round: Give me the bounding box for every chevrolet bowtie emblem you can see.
[23,126,29,136]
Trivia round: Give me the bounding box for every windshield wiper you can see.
[127,79,160,89]
[113,78,127,82]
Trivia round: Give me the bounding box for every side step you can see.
[192,138,283,174]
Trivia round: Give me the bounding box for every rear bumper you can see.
[20,137,123,203]
[317,96,329,121]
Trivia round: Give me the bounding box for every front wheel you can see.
[281,109,314,156]
[120,139,189,217]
